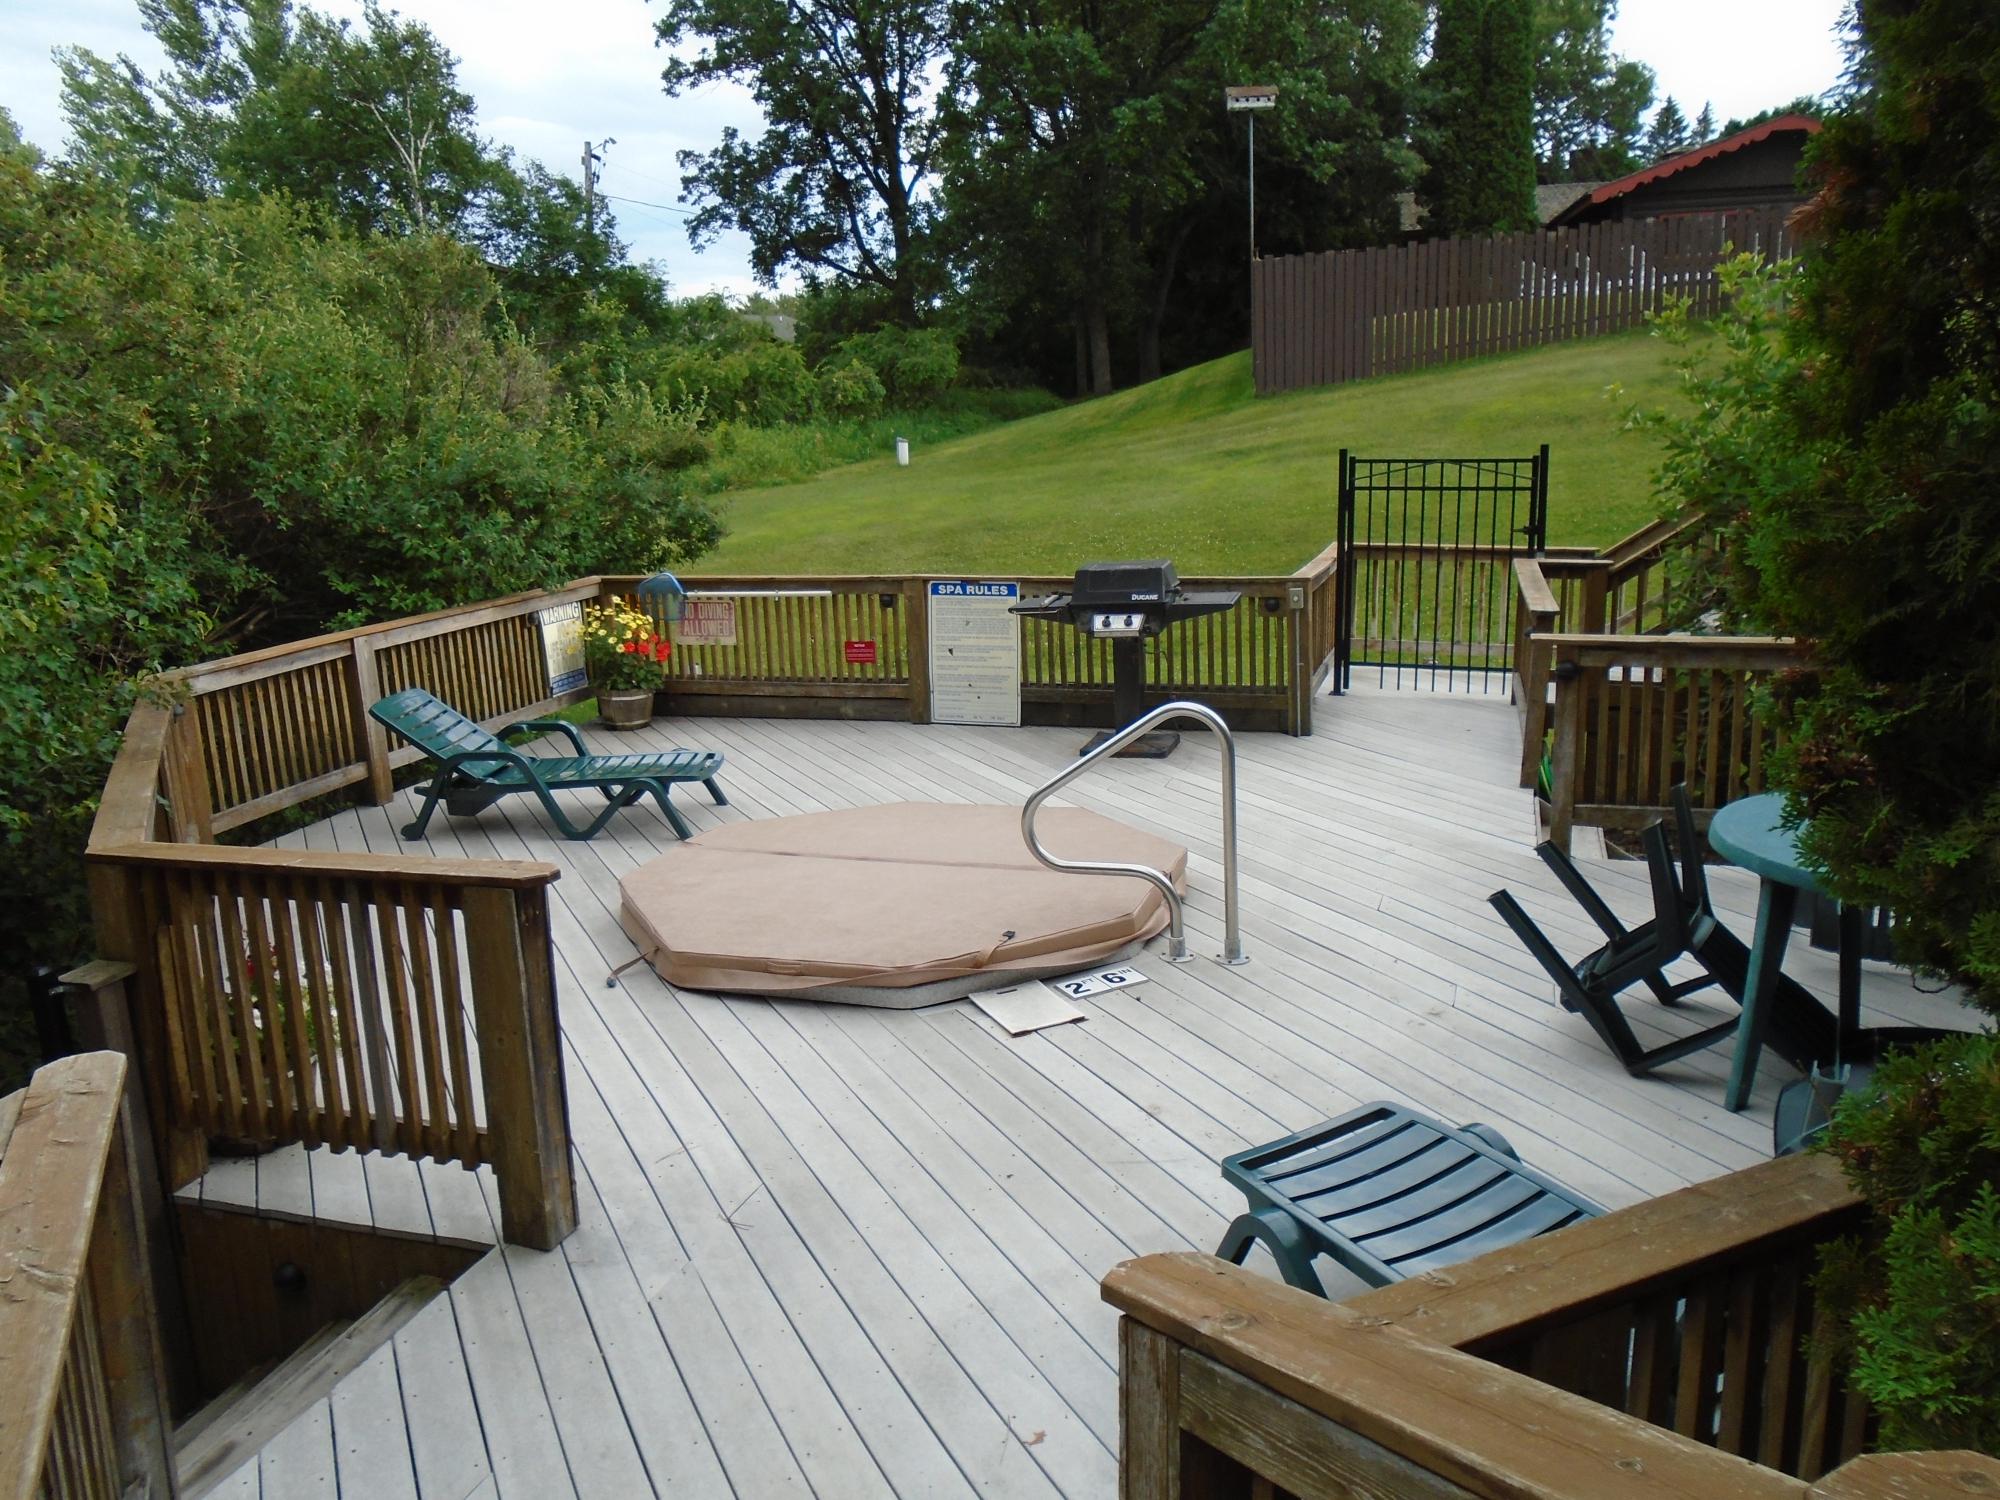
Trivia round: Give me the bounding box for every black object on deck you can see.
[1012,561,1238,757]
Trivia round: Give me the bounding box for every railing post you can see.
[349,636,395,805]
[83,863,209,1191]
[162,702,214,842]
[464,884,577,1250]
[1580,566,1609,635]
[84,1054,181,1497]
[62,961,197,1413]
[1548,644,1586,854]
[1517,631,1555,790]
[1287,585,1311,736]
[903,576,931,725]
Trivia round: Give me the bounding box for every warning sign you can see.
[844,640,878,665]
[537,601,587,695]
[675,597,738,647]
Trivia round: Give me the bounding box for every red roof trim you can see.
[1579,113,1822,209]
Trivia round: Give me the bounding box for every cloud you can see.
[2,0,775,289]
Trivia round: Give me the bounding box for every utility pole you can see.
[582,137,615,238]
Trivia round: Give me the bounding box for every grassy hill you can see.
[701,330,1684,576]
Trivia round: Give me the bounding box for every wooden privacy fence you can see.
[0,1052,178,1500]
[1254,207,1796,395]
[1104,1152,2000,1499]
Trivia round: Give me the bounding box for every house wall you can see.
[1598,134,1812,221]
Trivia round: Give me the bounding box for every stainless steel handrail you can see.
[1020,701,1246,965]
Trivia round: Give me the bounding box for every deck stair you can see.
[174,1275,447,1497]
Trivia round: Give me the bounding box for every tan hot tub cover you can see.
[619,803,1188,1006]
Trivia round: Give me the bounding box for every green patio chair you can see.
[1218,1102,1602,1294]
[369,688,726,842]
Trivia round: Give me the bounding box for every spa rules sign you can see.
[928,581,1021,726]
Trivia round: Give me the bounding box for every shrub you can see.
[0,138,723,1075]
[815,358,887,420]
[1817,1034,2000,1450]
[834,326,961,405]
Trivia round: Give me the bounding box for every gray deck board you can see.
[198,683,1974,1498]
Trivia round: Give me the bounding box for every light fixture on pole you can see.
[1224,85,1278,263]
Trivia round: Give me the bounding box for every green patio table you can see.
[1708,792,1864,1111]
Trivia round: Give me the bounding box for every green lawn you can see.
[701,330,1683,576]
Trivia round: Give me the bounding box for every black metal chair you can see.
[1216,1103,1601,1295]
[1491,822,1748,1075]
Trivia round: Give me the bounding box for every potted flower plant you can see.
[585,599,672,730]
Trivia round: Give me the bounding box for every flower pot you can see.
[599,688,656,731]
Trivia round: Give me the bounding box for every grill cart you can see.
[1013,561,1240,757]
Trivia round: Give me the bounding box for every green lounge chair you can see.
[369,688,726,842]
[1218,1102,1601,1294]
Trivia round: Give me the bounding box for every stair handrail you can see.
[1020,701,1246,966]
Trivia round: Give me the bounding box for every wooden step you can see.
[175,1275,448,1496]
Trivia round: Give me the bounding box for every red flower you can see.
[620,640,638,653]
[652,639,671,660]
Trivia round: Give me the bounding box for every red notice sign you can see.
[844,639,878,665]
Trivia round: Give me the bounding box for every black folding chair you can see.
[1491,822,1746,1075]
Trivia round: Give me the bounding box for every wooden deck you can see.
[190,684,1969,1499]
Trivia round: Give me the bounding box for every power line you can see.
[600,191,697,217]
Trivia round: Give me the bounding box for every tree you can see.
[1419,0,1539,236]
[1635,0,2000,1448]
[1531,0,1654,182]
[940,0,1229,393]
[60,0,497,235]
[943,0,1423,393]
[654,0,949,320]
[1721,95,1823,135]
[1643,95,1691,162]
[1691,101,1715,145]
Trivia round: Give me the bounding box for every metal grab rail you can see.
[1021,701,1246,966]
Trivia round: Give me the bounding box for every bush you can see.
[833,326,961,405]
[645,337,815,427]
[1818,1034,2000,1451]
[0,138,723,1077]
[1630,0,2000,1459]
[815,358,887,420]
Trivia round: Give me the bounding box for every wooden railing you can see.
[88,601,582,1249]
[1510,515,1783,847]
[607,550,1346,736]
[1105,1152,2000,1499]
[1,1053,177,1500]
[85,550,1349,1258]
[1543,633,1801,852]
[182,580,600,835]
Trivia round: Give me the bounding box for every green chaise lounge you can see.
[369,687,727,842]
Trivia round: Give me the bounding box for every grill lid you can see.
[1070,560,1178,608]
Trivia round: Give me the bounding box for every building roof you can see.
[1394,182,1603,235]
[1535,181,1603,224]
[1558,113,1821,221]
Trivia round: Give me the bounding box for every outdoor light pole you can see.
[1223,86,1278,262]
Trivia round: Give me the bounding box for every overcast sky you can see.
[4,0,1851,299]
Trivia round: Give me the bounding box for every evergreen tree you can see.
[1531,0,1654,182]
[1419,0,1539,235]
[1692,101,1715,144]
[1644,95,1691,161]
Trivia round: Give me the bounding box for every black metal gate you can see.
[1334,446,1549,692]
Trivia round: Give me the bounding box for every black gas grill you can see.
[1013,561,1239,756]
